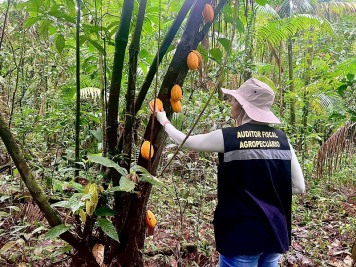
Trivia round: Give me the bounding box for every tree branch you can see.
[0,0,10,52]
[0,114,100,267]
[134,0,195,114]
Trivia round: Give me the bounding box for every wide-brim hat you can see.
[221,78,281,124]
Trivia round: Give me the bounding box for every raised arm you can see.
[156,111,224,153]
[289,144,306,195]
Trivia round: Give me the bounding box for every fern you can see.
[257,14,332,47]
[317,2,356,15]
[79,87,101,100]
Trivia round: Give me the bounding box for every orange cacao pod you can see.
[170,84,183,101]
[170,99,182,113]
[187,51,199,70]
[203,4,214,23]
[149,98,163,111]
[145,210,156,229]
[141,141,154,160]
[191,50,202,65]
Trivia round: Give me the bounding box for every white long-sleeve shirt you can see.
[156,112,305,195]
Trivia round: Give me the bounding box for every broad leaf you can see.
[55,34,65,54]
[107,176,135,193]
[24,16,42,28]
[48,11,76,24]
[217,38,231,53]
[209,48,223,64]
[98,218,119,242]
[51,201,71,209]
[87,38,105,54]
[88,155,127,176]
[95,206,116,216]
[235,17,245,33]
[46,224,71,239]
[131,165,161,186]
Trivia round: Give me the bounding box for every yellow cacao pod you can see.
[191,50,202,65]
[170,84,183,101]
[145,210,157,229]
[149,98,163,111]
[170,99,182,113]
[141,140,154,160]
[203,4,214,23]
[187,51,199,70]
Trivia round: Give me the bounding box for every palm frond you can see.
[317,2,356,15]
[277,0,314,16]
[79,87,101,100]
[256,4,280,19]
[310,93,343,114]
[257,14,332,47]
[333,57,356,77]
[316,121,356,179]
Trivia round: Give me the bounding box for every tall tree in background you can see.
[276,0,313,129]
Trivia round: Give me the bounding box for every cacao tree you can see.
[0,0,228,265]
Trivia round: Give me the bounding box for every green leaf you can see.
[235,17,245,33]
[55,34,65,54]
[46,224,71,239]
[337,84,347,97]
[209,48,223,64]
[68,197,84,213]
[88,155,127,176]
[95,206,116,216]
[24,16,42,28]
[119,176,135,192]
[90,128,103,142]
[131,165,161,186]
[255,0,266,6]
[346,73,355,81]
[48,10,76,24]
[107,176,135,193]
[51,200,71,209]
[39,20,50,38]
[98,218,119,242]
[82,24,103,33]
[87,38,105,54]
[217,38,231,52]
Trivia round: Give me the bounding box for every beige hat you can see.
[221,78,281,124]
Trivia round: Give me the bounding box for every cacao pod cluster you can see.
[170,84,183,113]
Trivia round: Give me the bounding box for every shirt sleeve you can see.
[163,123,225,153]
[289,143,306,195]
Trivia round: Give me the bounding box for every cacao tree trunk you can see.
[106,0,134,157]
[108,0,228,265]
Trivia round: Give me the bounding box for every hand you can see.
[149,103,164,116]
[149,101,169,126]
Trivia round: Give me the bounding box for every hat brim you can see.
[221,87,281,124]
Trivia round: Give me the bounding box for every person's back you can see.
[215,123,292,257]
[153,78,305,267]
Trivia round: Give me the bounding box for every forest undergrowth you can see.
[0,146,355,267]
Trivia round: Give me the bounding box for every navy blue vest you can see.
[214,123,292,256]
